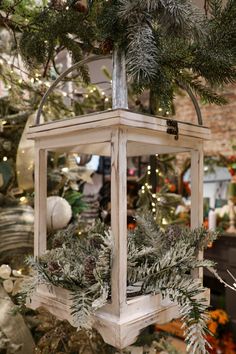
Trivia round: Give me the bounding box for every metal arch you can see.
[178,83,203,126]
[35,54,112,126]
[34,53,203,126]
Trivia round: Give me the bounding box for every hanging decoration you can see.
[47,196,72,231]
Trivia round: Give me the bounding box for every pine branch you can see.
[176,74,227,105]
[159,275,210,354]
[154,0,206,39]
[207,0,223,18]
[23,216,220,352]
[132,211,165,250]
[119,0,206,39]
[126,23,158,83]
[71,286,98,329]
[139,241,199,292]
[93,230,112,284]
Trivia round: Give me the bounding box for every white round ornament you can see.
[47,196,72,230]
[0,264,11,279]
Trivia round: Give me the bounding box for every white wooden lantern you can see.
[27,107,211,349]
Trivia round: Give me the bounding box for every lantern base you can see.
[93,299,180,349]
[27,284,210,349]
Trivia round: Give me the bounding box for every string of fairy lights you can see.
[0,54,112,103]
[0,53,113,166]
[140,154,172,225]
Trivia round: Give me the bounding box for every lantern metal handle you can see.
[35,54,112,125]
[34,52,203,126]
[178,82,203,126]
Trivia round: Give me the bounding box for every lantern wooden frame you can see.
[27,109,210,349]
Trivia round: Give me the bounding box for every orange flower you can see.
[168,184,176,192]
[210,310,219,320]
[209,309,229,325]
[217,310,228,325]
[206,309,236,353]
[208,321,218,335]
[128,223,136,230]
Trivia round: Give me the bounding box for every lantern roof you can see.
[28,109,211,143]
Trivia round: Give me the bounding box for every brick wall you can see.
[174,85,236,156]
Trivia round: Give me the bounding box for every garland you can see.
[24,212,219,354]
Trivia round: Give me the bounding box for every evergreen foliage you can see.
[138,188,182,227]
[137,154,182,227]
[1,0,236,111]
[24,213,219,353]
[64,190,88,217]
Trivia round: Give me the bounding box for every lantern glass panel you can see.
[125,151,194,302]
[39,146,113,299]
[45,150,112,236]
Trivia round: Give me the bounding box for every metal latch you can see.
[166,119,179,140]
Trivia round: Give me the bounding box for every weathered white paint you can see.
[27,109,210,349]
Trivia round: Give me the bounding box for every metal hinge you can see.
[166,119,179,140]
